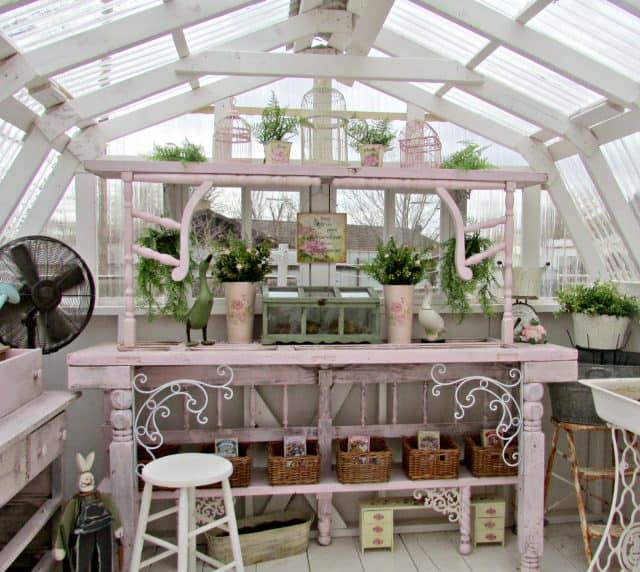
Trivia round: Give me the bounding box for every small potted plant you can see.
[347,119,395,167]
[556,281,640,350]
[441,142,493,170]
[150,139,207,164]
[213,235,272,343]
[253,93,301,164]
[362,237,435,344]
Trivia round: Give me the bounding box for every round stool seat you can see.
[142,452,232,488]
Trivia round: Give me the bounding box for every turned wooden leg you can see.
[459,486,472,555]
[316,492,332,546]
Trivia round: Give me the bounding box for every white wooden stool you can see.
[130,453,244,572]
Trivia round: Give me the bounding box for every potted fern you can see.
[253,93,300,164]
[347,119,395,167]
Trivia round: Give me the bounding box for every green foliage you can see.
[135,228,195,321]
[347,119,396,150]
[556,281,640,318]
[362,237,435,285]
[150,139,207,165]
[252,92,301,144]
[213,235,272,283]
[440,232,498,321]
[441,142,493,170]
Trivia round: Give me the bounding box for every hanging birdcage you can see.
[214,112,252,161]
[300,81,349,164]
[399,120,442,168]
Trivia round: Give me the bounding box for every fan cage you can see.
[399,120,442,168]
[214,112,252,161]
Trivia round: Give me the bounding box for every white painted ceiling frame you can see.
[607,0,640,18]
[411,0,640,109]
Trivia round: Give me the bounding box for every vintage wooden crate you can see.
[261,286,381,344]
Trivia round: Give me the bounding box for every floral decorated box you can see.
[261,286,381,344]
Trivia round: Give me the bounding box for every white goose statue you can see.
[418,282,445,341]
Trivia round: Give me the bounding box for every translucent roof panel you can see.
[385,0,489,65]
[473,0,530,19]
[0,0,162,52]
[443,89,539,136]
[52,34,178,97]
[109,83,194,120]
[42,180,76,248]
[0,119,24,188]
[556,155,638,282]
[184,0,289,54]
[601,133,640,226]
[527,0,640,82]
[476,47,606,114]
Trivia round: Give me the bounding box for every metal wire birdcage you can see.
[300,81,349,164]
[399,120,442,168]
[214,111,252,161]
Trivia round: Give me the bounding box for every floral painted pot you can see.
[358,144,385,167]
[384,284,414,344]
[264,140,292,164]
[224,282,257,343]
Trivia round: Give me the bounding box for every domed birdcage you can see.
[399,120,442,168]
[300,80,349,164]
[214,111,252,161]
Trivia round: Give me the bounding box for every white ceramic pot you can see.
[384,284,414,344]
[224,282,257,343]
[571,313,630,350]
[358,144,385,167]
[264,141,292,164]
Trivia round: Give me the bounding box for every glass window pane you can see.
[0,119,24,189]
[42,180,76,247]
[601,133,640,226]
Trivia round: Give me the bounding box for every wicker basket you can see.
[267,441,320,485]
[201,442,252,488]
[402,435,459,480]
[335,437,392,484]
[206,511,313,566]
[464,434,518,477]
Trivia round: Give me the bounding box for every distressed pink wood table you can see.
[67,341,576,571]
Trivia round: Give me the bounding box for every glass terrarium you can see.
[261,286,381,344]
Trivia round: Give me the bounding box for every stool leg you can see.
[222,478,244,572]
[544,422,561,510]
[177,487,189,572]
[566,429,592,563]
[130,482,153,572]
[188,487,197,572]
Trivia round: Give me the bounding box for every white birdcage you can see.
[300,81,349,164]
[399,120,442,168]
[214,111,252,161]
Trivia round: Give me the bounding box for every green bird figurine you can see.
[186,254,214,346]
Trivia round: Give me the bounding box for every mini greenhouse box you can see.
[261,286,381,344]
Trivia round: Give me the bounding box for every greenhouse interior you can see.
[0,1,639,571]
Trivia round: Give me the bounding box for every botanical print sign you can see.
[296,213,347,264]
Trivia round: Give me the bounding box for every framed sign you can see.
[296,213,347,264]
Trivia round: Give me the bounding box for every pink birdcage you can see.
[399,120,442,168]
[214,112,252,161]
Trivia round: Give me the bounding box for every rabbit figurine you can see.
[418,282,445,341]
[54,452,123,571]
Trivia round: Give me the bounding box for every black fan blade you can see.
[10,244,40,287]
[41,307,73,345]
[0,295,34,329]
[55,264,85,293]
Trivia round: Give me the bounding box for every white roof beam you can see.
[0,0,37,14]
[293,0,325,53]
[571,102,625,128]
[27,80,67,109]
[607,0,640,18]
[0,95,35,132]
[515,0,555,23]
[171,29,199,90]
[0,32,16,59]
[412,0,640,108]
[0,32,36,102]
[174,51,484,83]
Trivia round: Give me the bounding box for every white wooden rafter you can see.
[515,0,556,24]
[292,0,325,53]
[0,0,37,14]
[411,0,640,108]
[0,29,16,59]
[607,0,640,18]
[0,95,35,132]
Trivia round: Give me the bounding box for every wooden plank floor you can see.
[142,523,586,571]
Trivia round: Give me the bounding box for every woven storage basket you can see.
[201,442,252,487]
[267,440,320,485]
[336,437,392,483]
[402,435,459,480]
[464,434,518,477]
[206,511,313,566]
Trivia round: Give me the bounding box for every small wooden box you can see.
[471,495,505,546]
[360,505,393,552]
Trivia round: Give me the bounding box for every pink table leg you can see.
[316,492,332,545]
[459,486,472,555]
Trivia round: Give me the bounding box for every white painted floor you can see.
[142,522,587,572]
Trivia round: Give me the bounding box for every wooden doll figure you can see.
[54,452,123,572]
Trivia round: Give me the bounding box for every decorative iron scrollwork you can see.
[413,488,460,522]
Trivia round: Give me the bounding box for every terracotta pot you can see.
[384,284,414,344]
[571,313,630,350]
[358,144,385,167]
[264,141,292,164]
[224,282,257,343]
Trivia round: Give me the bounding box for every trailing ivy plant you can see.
[441,142,493,170]
[136,227,196,321]
[252,92,301,144]
[440,232,498,321]
[347,119,396,150]
[150,139,207,164]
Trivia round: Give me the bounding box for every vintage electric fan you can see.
[0,236,95,354]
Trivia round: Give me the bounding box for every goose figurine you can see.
[418,282,445,342]
[186,254,215,346]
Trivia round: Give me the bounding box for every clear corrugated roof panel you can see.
[443,89,539,136]
[438,124,526,166]
[52,35,178,97]
[527,0,640,82]
[385,0,489,65]
[109,83,194,119]
[42,181,76,248]
[556,155,638,281]
[476,47,606,114]
[601,133,640,226]
[473,0,530,18]
[184,0,289,54]
[0,119,24,188]
[0,0,162,52]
